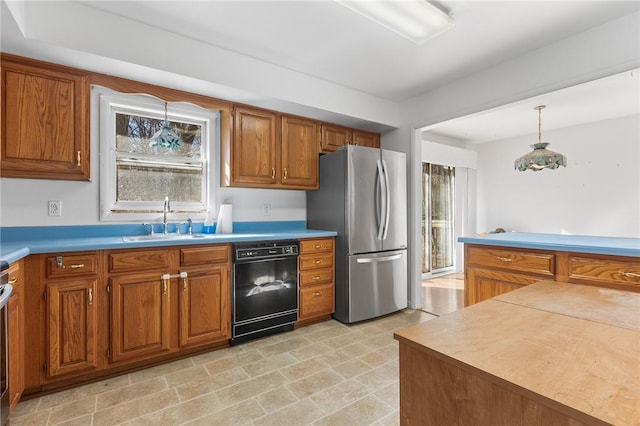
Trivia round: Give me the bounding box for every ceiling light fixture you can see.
[514,105,567,172]
[335,0,454,45]
[150,102,182,150]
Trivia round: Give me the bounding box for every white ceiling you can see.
[4,1,639,140]
[78,0,640,140]
[81,1,639,102]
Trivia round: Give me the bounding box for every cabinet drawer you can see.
[300,268,334,287]
[180,245,229,266]
[300,238,334,254]
[468,247,554,276]
[569,256,640,291]
[46,253,98,278]
[299,253,334,271]
[109,249,170,273]
[299,282,335,320]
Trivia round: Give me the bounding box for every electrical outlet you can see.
[263,203,271,216]
[48,200,62,216]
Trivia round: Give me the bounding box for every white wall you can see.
[476,115,640,238]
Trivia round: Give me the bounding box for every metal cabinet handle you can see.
[313,291,322,296]
[88,288,93,306]
[69,264,85,269]
[283,168,288,180]
[314,244,322,249]
[313,276,321,280]
[271,168,276,180]
[77,151,81,167]
[181,272,189,292]
[161,273,170,295]
[496,256,513,263]
[620,271,640,278]
[8,277,18,285]
[313,259,321,264]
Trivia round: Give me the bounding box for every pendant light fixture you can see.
[150,102,182,149]
[514,105,567,172]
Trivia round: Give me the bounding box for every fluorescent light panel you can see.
[336,0,454,45]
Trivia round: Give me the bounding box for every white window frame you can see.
[95,86,218,222]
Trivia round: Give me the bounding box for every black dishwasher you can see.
[231,240,299,345]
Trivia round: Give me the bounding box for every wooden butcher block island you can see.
[394,281,640,426]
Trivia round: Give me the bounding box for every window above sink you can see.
[95,86,219,222]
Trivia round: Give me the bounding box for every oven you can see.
[231,240,298,345]
[0,262,13,426]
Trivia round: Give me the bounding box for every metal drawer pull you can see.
[161,273,170,295]
[314,244,322,249]
[313,259,322,264]
[313,276,321,280]
[313,291,323,296]
[8,277,18,285]
[271,168,276,179]
[496,256,513,263]
[88,288,93,306]
[284,168,288,180]
[357,253,403,264]
[619,271,640,278]
[69,264,85,269]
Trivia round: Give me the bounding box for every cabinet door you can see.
[281,115,319,189]
[352,130,380,148]
[299,282,335,322]
[179,266,230,348]
[231,106,278,185]
[109,274,170,363]
[465,268,540,306]
[47,279,98,378]
[320,124,351,153]
[1,55,90,180]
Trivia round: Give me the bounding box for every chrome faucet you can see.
[162,196,171,234]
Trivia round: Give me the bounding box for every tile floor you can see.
[421,272,464,316]
[11,309,436,426]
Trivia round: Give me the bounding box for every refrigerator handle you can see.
[356,253,403,263]
[376,159,386,240]
[382,159,391,240]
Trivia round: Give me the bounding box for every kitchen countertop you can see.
[394,281,640,425]
[458,232,640,257]
[0,221,337,264]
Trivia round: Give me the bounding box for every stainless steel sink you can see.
[122,233,208,242]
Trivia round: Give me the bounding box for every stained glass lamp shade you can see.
[150,102,182,149]
[514,105,567,172]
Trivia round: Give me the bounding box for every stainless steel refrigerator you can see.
[307,145,407,323]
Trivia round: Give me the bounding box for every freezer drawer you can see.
[346,250,407,323]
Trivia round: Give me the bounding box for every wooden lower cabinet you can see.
[7,260,24,412]
[298,238,335,325]
[466,268,544,305]
[179,265,230,348]
[22,244,232,398]
[46,278,98,378]
[108,273,171,363]
[464,244,640,306]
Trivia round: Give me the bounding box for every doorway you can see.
[421,162,463,316]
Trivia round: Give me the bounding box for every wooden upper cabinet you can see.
[230,106,278,186]
[352,129,380,148]
[320,124,352,154]
[281,115,319,189]
[1,54,90,180]
[225,106,319,189]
